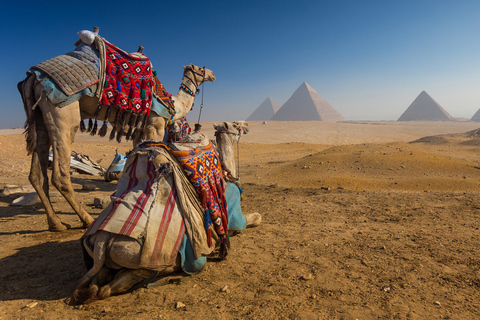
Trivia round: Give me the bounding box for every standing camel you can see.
[18,63,215,231]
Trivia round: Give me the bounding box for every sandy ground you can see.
[1,120,480,320]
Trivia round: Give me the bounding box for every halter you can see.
[180,66,206,97]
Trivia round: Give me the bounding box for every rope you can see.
[197,67,206,124]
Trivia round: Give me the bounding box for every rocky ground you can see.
[1,121,480,319]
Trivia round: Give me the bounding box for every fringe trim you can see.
[79,120,86,132]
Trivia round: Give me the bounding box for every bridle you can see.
[180,66,206,97]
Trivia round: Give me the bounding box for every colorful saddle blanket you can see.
[165,134,229,247]
[99,40,153,114]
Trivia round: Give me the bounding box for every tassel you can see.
[90,119,98,136]
[116,128,124,143]
[218,235,229,260]
[92,104,103,118]
[79,120,86,132]
[104,106,112,122]
[109,124,117,141]
[125,113,137,141]
[87,118,93,132]
[98,121,108,137]
[109,109,122,141]
[207,228,212,248]
[125,126,134,141]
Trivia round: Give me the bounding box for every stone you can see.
[175,302,185,309]
[94,196,111,209]
[82,184,97,191]
[11,193,39,206]
[301,273,313,280]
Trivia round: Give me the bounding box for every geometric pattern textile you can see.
[99,40,153,115]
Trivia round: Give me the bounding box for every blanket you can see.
[84,146,212,270]
[163,134,230,257]
[31,42,100,97]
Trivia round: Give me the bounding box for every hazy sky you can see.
[1,0,479,129]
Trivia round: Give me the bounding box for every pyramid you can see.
[471,108,480,121]
[271,82,344,121]
[397,91,453,121]
[246,97,281,121]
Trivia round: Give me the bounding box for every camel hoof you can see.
[98,285,111,300]
[49,223,69,232]
[245,212,262,228]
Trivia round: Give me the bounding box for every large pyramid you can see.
[471,108,480,121]
[271,82,344,121]
[398,91,453,121]
[246,97,281,121]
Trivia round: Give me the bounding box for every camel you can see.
[18,62,215,231]
[71,123,261,304]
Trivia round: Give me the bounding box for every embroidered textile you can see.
[153,71,175,116]
[166,139,229,246]
[99,40,153,114]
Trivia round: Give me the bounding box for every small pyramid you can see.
[246,97,281,121]
[471,109,480,122]
[271,82,344,121]
[398,91,453,121]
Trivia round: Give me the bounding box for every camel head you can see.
[183,64,216,86]
[213,121,249,142]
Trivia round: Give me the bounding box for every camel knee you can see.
[51,172,71,192]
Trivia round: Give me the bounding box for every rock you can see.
[2,185,35,196]
[11,193,39,206]
[321,187,330,191]
[220,285,230,293]
[82,184,97,191]
[301,273,313,280]
[175,302,185,309]
[94,196,111,209]
[433,301,441,306]
[25,302,38,309]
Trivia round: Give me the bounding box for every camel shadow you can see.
[0,238,86,302]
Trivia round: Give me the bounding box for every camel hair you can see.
[18,64,215,231]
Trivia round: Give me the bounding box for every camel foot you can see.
[82,218,94,229]
[245,212,262,228]
[98,285,112,300]
[48,223,69,232]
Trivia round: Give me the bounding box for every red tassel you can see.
[207,228,212,247]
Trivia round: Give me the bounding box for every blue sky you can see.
[1,0,479,129]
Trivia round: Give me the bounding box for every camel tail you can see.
[17,74,38,155]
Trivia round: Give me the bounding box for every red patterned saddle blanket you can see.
[145,136,229,256]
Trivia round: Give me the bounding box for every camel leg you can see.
[28,111,68,231]
[38,96,94,228]
[97,268,155,300]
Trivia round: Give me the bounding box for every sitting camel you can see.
[72,127,261,303]
[18,55,215,231]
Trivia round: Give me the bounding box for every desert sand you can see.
[1,120,480,319]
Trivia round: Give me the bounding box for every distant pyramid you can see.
[471,108,480,121]
[246,97,281,121]
[398,91,453,121]
[271,82,344,121]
